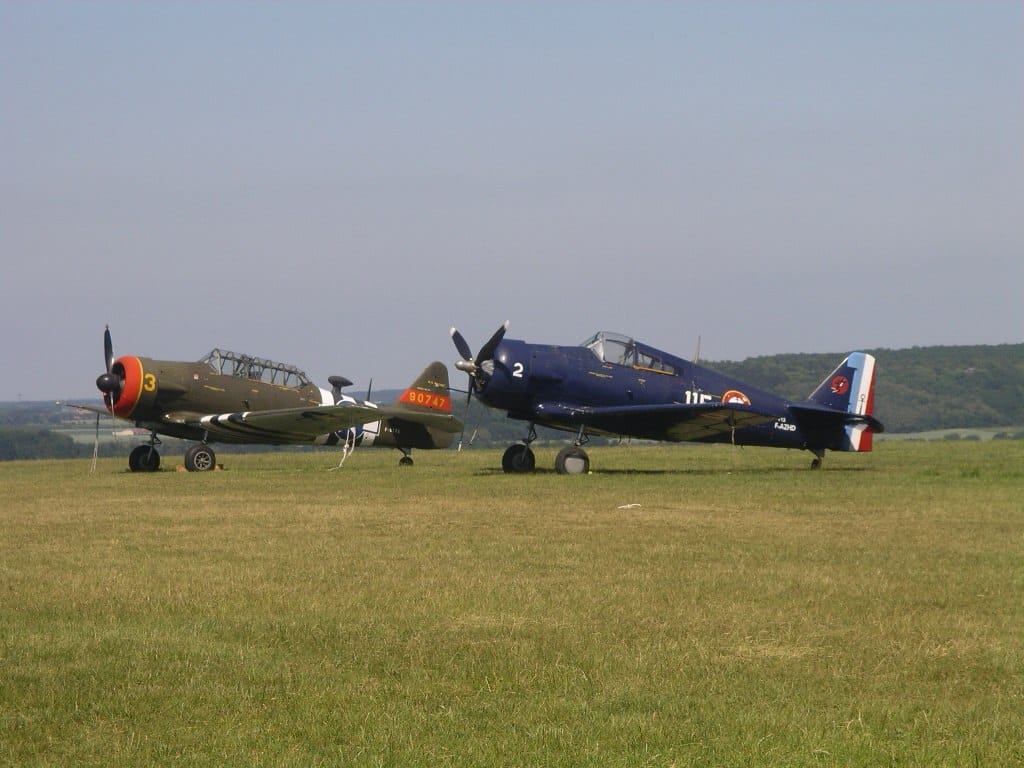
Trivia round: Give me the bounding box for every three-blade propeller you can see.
[450,321,508,400]
[95,325,123,406]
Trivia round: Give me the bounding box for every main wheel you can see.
[501,444,536,473]
[554,445,590,475]
[184,444,217,472]
[129,445,160,472]
[399,455,414,467]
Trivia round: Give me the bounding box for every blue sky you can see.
[2,2,1021,401]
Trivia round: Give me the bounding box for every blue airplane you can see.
[450,323,883,474]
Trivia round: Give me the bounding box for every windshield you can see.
[581,331,636,365]
[581,331,679,375]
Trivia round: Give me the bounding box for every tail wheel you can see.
[184,444,217,472]
[555,445,590,475]
[501,444,536,473]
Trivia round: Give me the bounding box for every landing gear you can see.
[399,453,414,467]
[809,448,824,470]
[555,445,590,475]
[501,443,536,473]
[128,442,160,472]
[502,424,538,473]
[501,423,592,475]
[184,443,217,472]
[555,424,591,474]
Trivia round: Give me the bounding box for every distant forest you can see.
[710,343,1024,433]
[2,343,1022,460]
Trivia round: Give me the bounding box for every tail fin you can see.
[388,361,460,449]
[804,352,882,451]
[395,361,454,415]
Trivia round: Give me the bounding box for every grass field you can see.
[2,441,1022,767]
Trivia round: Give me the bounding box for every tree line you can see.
[709,343,1024,433]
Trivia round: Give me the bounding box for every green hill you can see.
[708,343,1024,434]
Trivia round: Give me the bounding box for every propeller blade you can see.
[476,321,509,366]
[451,321,508,404]
[450,326,478,403]
[103,325,114,373]
[450,326,473,362]
[97,324,124,408]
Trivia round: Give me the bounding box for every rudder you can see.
[807,352,880,451]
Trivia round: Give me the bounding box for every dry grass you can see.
[2,440,1022,766]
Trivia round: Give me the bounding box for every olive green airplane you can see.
[75,327,462,472]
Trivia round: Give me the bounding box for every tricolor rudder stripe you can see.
[845,352,877,417]
[843,352,878,452]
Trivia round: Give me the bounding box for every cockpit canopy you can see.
[200,349,312,388]
[581,331,681,376]
[581,332,635,366]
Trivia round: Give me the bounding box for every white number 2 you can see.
[512,362,524,378]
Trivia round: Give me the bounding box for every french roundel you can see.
[721,390,751,406]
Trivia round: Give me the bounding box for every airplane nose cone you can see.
[96,372,120,393]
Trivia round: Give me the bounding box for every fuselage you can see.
[474,335,820,450]
[104,354,409,448]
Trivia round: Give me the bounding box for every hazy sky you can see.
[3,2,1021,402]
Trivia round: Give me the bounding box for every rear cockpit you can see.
[581,331,681,376]
[200,349,312,388]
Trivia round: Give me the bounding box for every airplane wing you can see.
[64,403,110,416]
[534,401,778,442]
[159,402,460,444]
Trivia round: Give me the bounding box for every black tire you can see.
[554,445,590,475]
[501,444,536,473]
[184,444,217,472]
[129,445,160,472]
[399,455,414,467]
